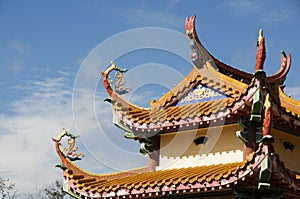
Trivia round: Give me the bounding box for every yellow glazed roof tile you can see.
[54,134,300,197]
[279,87,300,118]
[65,161,245,194]
[116,97,237,126]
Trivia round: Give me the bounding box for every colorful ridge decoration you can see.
[54,16,300,198]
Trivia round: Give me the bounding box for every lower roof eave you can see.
[58,142,300,198]
[116,105,251,136]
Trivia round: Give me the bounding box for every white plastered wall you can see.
[157,124,244,170]
[272,128,300,173]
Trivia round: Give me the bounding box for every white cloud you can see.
[0,71,146,196]
[0,117,18,136]
[72,87,146,172]
[0,75,74,194]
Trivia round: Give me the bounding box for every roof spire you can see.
[185,15,196,39]
[257,29,263,47]
[255,29,266,72]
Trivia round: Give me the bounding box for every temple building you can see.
[53,16,300,198]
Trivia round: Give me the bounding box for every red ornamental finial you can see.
[185,15,196,38]
[263,94,272,136]
[255,29,266,72]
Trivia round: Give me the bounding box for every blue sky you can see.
[0,0,299,195]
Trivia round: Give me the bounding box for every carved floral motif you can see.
[176,84,226,106]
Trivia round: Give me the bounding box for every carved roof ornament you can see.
[114,71,131,95]
[263,94,272,137]
[255,29,266,72]
[102,61,131,95]
[53,128,84,161]
[54,16,300,198]
[185,15,196,39]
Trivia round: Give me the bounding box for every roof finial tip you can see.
[257,29,264,47]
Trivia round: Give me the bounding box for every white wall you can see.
[157,124,244,170]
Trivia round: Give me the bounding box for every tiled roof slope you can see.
[185,16,300,129]
[54,138,300,198]
[102,60,254,134]
[279,87,300,119]
[101,16,300,136]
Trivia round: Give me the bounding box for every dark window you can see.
[194,136,208,145]
[283,141,295,151]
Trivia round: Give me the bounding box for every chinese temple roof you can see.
[53,134,300,198]
[102,16,300,137]
[54,15,300,198]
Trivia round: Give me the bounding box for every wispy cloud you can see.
[72,87,146,172]
[0,70,146,195]
[0,39,31,75]
[0,74,74,193]
[0,122,18,136]
[9,77,71,114]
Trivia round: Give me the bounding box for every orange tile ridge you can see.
[278,87,300,117]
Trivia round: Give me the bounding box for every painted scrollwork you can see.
[105,61,132,95]
[54,128,84,161]
[114,71,132,94]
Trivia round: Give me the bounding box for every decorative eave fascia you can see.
[101,60,253,136]
[63,147,265,198]
[100,16,300,137]
[112,82,258,135]
[54,135,300,198]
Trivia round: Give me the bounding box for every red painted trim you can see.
[185,16,254,81]
[266,53,291,84]
[255,37,266,72]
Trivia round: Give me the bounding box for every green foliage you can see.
[0,178,17,199]
[0,178,73,199]
[37,180,68,199]
[24,180,70,199]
